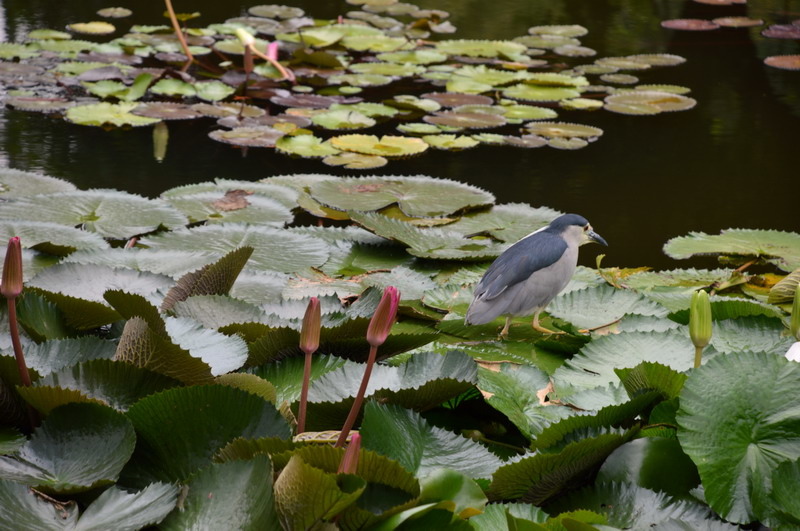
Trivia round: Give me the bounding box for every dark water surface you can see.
[0,0,798,268]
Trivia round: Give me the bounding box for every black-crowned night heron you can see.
[465,213,607,337]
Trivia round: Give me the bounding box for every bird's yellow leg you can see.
[499,317,512,339]
[532,311,565,335]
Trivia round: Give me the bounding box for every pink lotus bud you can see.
[337,432,361,475]
[300,297,321,355]
[267,41,279,62]
[366,286,399,348]
[1,237,23,299]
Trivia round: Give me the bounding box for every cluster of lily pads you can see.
[661,2,800,70]
[0,2,699,169]
[1,169,800,528]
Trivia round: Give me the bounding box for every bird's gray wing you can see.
[474,232,568,301]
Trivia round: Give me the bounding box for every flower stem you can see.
[336,345,378,448]
[694,345,704,369]
[297,350,312,434]
[7,298,37,428]
[163,0,194,72]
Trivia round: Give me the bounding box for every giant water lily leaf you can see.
[162,178,299,209]
[274,454,366,529]
[0,189,188,239]
[63,248,220,279]
[139,223,330,273]
[709,315,794,355]
[123,384,290,485]
[443,203,559,243]
[26,264,173,329]
[160,246,253,311]
[163,317,248,375]
[17,359,179,414]
[552,330,717,397]
[596,438,700,498]
[546,482,736,530]
[308,175,494,217]
[669,295,784,322]
[307,350,477,410]
[172,295,264,330]
[0,403,135,494]
[360,401,503,479]
[0,169,76,198]
[770,460,800,527]
[20,337,116,376]
[488,432,636,504]
[677,352,800,524]
[348,211,501,260]
[251,354,348,404]
[0,479,177,530]
[664,229,800,272]
[478,364,573,440]
[66,102,161,127]
[0,221,108,256]
[547,284,669,330]
[160,456,278,530]
[435,39,527,59]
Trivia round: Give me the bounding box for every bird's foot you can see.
[532,323,565,335]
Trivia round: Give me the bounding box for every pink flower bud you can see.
[337,432,361,475]
[267,41,279,62]
[366,286,399,348]
[1,237,23,299]
[300,296,321,355]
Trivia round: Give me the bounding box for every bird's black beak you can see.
[587,230,608,246]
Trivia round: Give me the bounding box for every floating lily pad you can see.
[528,24,588,38]
[133,102,201,120]
[322,152,388,169]
[424,111,506,129]
[139,223,330,273]
[604,91,696,114]
[555,44,596,57]
[548,137,589,150]
[27,29,72,40]
[503,134,548,148]
[330,134,428,157]
[150,78,196,97]
[67,21,116,35]
[66,102,161,127]
[0,169,76,198]
[194,80,236,102]
[308,175,493,217]
[349,61,423,76]
[664,229,800,272]
[525,121,603,139]
[276,135,340,157]
[377,49,448,64]
[97,7,133,18]
[436,39,527,59]
[713,17,764,28]
[764,55,800,71]
[625,53,686,67]
[311,109,376,130]
[502,84,581,102]
[661,19,720,31]
[328,73,394,87]
[422,134,480,150]
[501,104,559,120]
[762,24,800,39]
[559,98,604,111]
[192,102,266,118]
[249,4,304,18]
[0,189,187,239]
[209,126,285,147]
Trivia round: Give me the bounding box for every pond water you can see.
[0,0,798,269]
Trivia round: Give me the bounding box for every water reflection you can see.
[0,0,798,269]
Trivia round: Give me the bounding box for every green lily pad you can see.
[162,186,294,225]
[342,36,413,52]
[139,223,330,273]
[66,102,161,127]
[548,284,669,330]
[0,403,135,494]
[329,134,428,157]
[677,352,800,524]
[276,135,341,158]
[309,175,493,218]
[436,39,527,59]
[161,456,278,530]
[67,21,116,35]
[525,121,603,139]
[329,73,394,87]
[323,152,388,169]
[0,221,108,255]
[0,189,187,239]
[311,109,376,130]
[149,78,196,97]
[503,84,582,102]
[377,49,448,64]
[123,384,290,485]
[664,229,800,272]
[209,126,286,147]
[422,134,480,150]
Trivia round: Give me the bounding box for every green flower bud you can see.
[791,284,800,341]
[689,289,712,349]
[300,296,321,355]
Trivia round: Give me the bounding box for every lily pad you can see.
[67,21,116,35]
[322,152,388,169]
[330,134,429,157]
[664,229,800,272]
[276,135,340,157]
[311,109,376,130]
[308,175,494,217]
[0,189,188,239]
[503,84,581,102]
[209,126,286,147]
[525,121,603,139]
[66,102,161,127]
